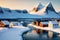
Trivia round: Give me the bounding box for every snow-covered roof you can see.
[41,22,48,24]
[51,21,58,24]
[2,21,9,25]
[41,21,58,25]
[12,22,22,26]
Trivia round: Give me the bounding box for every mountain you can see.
[29,3,44,13]
[0,7,12,13]
[45,2,56,14]
[15,9,28,13]
[0,3,60,20]
[36,2,56,13]
[0,7,42,19]
[0,7,28,14]
[36,3,44,12]
[36,2,56,14]
[58,12,60,16]
[35,2,60,18]
[0,7,4,13]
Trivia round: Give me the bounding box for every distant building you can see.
[0,21,9,27]
[40,22,48,27]
[39,21,58,28]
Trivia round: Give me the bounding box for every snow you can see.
[0,11,60,19]
[12,22,20,26]
[0,27,8,31]
[29,2,60,19]
[2,21,9,25]
[0,26,31,40]
[51,21,58,24]
[0,4,60,20]
[35,2,48,14]
[29,2,44,14]
[47,2,53,7]
[46,10,60,18]
[28,24,60,33]
[41,21,58,25]
[36,2,44,11]
[41,22,48,24]
[0,11,43,19]
[35,3,59,18]
[58,21,60,27]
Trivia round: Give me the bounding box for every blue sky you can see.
[0,0,60,12]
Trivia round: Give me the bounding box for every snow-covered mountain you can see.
[33,2,60,18]
[0,7,12,13]
[36,3,44,12]
[36,2,56,14]
[58,12,60,15]
[0,2,60,20]
[0,7,43,19]
[29,3,44,14]
[45,2,56,14]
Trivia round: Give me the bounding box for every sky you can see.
[0,0,60,12]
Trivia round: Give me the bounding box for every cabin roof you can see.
[41,21,58,24]
[2,21,9,25]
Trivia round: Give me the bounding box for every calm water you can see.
[23,29,60,40]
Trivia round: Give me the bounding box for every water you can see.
[23,29,60,40]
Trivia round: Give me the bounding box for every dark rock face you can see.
[15,10,22,13]
[45,3,56,14]
[0,7,4,13]
[36,3,44,12]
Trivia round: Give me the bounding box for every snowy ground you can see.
[0,24,60,40]
[0,26,31,40]
[28,24,60,33]
[0,27,8,31]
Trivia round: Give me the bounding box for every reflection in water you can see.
[23,29,60,40]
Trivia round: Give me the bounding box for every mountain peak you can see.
[47,2,52,7]
[0,7,4,13]
[38,2,43,8]
[30,2,44,13]
[46,2,56,13]
[36,2,44,12]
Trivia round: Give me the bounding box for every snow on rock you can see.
[36,2,44,12]
[0,26,30,40]
[29,2,44,14]
[0,3,60,19]
[29,2,60,19]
